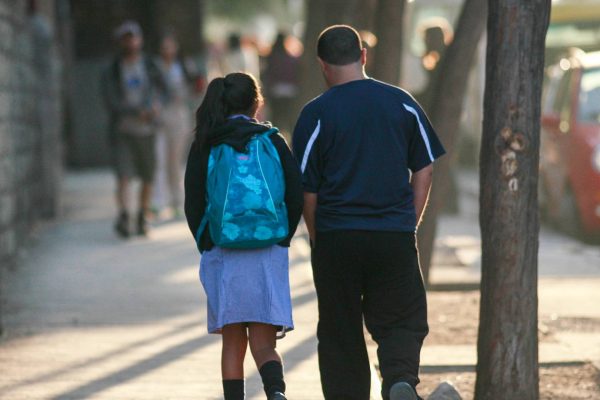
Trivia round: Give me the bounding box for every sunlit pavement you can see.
[1,169,599,399]
[0,171,328,399]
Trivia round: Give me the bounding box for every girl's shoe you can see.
[269,392,287,400]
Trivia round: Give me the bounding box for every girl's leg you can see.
[222,323,248,378]
[222,323,248,400]
[248,323,280,367]
[248,323,286,398]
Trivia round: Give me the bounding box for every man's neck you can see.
[327,66,367,88]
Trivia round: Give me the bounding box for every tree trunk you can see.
[352,0,378,32]
[474,1,550,399]
[371,0,405,85]
[416,0,487,284]
[296,0,332,111]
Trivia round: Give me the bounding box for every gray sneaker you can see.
[269,392,287,400]
[390,382,417,400]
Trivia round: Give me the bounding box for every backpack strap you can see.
[256,128,282,161]
[262,127,279,137]
[256,127,279,145]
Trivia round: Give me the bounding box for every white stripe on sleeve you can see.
[300,119,321,173]
[403,104,434,162]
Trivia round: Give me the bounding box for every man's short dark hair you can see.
[317,25,363,66]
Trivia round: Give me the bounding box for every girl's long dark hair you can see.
[194,72,263,149]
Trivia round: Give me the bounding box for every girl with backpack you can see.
[184,72,303,400]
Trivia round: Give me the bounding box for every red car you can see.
[540,49,600,237]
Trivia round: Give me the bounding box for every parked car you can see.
[540,49,600,238]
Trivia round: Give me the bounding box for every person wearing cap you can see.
[292,25,445,400]
[101,20,166,237]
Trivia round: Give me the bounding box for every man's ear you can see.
[317,57,332,87]
[360,48,367,66]
[317,57,327,72]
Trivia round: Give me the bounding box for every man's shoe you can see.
[137,210,150,236]
[390,381,417,400]
[269,392,287,400]
[114,211,130,238]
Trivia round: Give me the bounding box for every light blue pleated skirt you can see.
[199,245,294,335]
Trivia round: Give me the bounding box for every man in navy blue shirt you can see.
[292,25,445,400]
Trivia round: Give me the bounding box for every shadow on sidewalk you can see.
[0,318,202,397]
[49,333,220,399]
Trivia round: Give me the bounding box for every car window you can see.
[578,67,600,123]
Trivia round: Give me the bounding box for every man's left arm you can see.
[411,164,433,228]
[292,107,322,243]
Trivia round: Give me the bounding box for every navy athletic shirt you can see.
[292,78,445,233]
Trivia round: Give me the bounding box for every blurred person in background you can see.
[101,20,166,238]
[417,18,453,97]
[263,32,300,136]
[417,18,459,214]
[222,32,261,81]
[152,31,194,219]
[422,25,450,73]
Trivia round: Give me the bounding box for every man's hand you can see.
[303,192,318,246]
[411,164,433,229]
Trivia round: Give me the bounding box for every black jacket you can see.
[184,118,304,253]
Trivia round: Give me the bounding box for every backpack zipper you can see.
[256,139,278,222]
[221,167,233,228]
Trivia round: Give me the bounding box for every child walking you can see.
[184,72,303,400]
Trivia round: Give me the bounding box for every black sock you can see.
[259,360,285,397]
[223,379,244,400]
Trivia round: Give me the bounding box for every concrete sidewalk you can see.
[424,169,600,373]
[1,169,599,399]
[0,171,327,399]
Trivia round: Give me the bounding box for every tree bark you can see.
[296,0,333,111]
[416,0,487,284]
[474,1,550,399]
[352,0,378,32]
[371,0,405,85]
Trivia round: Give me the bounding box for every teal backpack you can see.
[196,128,289,249]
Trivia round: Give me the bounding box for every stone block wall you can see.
[0,0,63,267]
